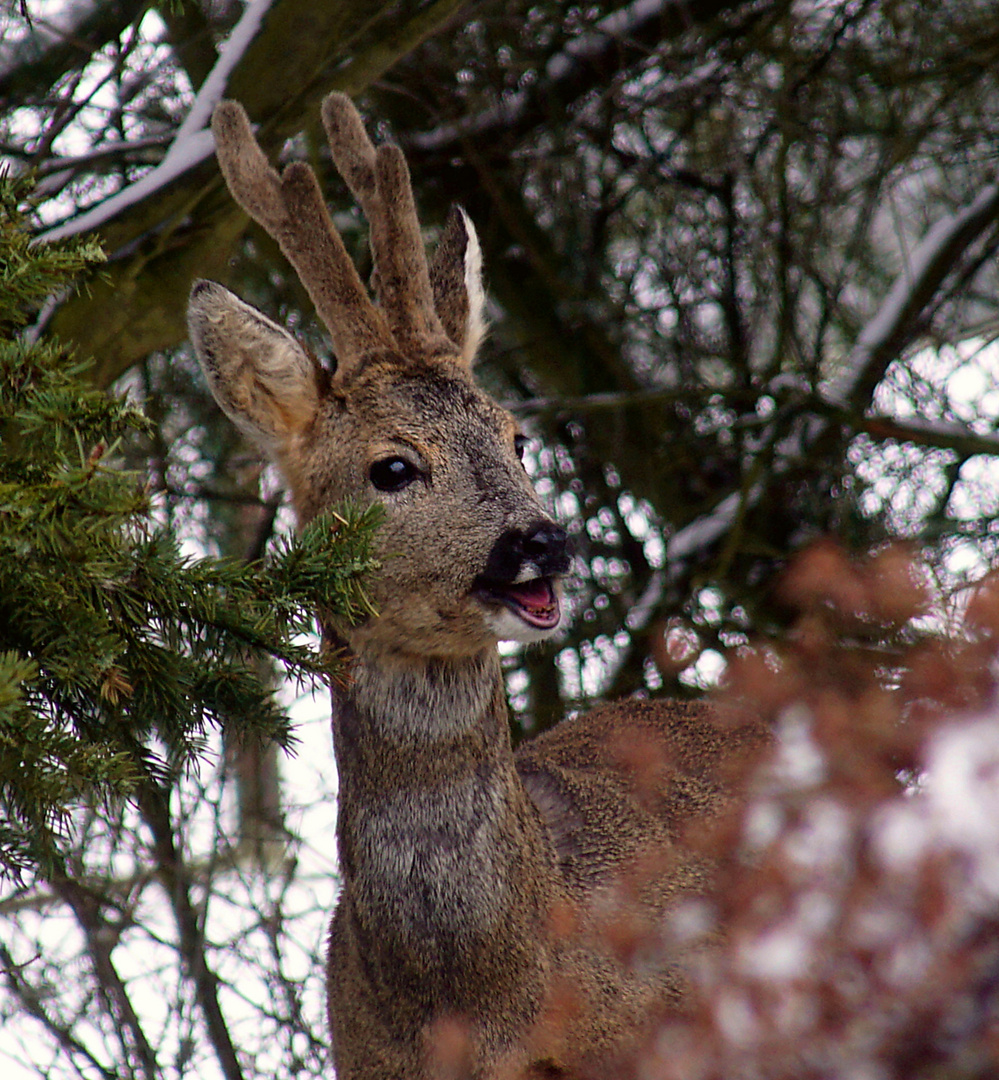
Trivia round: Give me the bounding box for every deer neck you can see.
[336,646,503,746]
[330,645,560,1000]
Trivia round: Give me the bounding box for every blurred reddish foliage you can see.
[626,542,999,1079]
[416,542,999,1079]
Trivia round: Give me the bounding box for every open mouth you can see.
[473,576,561,630]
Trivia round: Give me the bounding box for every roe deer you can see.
[187,93,765,1080]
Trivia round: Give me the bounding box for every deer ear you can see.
[429,207,487,367]
[187,280,324,456]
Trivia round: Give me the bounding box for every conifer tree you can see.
[0,174,378,878]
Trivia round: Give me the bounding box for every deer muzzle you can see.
[473,522,570,631]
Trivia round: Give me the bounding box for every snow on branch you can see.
[168,0,275,156]
[823,180,999,414]
[36,0,277,245]
[407,0,687,152]
[36,130,216,244]
[655,186,999,572]
[666,489,750,565]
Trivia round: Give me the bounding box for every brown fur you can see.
[187,93,767,1079]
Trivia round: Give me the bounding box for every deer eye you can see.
[369,456,420,492]
[514,434,529,462]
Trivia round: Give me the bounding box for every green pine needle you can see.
[0,174,381,878]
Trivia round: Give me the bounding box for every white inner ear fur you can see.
[458,207,488,366]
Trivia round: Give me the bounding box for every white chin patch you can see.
[482,606,562,644]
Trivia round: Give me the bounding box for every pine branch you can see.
[0,176,381,878]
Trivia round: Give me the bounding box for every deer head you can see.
[187,94,569,660]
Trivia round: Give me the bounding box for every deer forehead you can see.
[334,363,519,465]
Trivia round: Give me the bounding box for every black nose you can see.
[479,521,571,583]
[516,522,570,569]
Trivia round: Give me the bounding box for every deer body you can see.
[188,94,762,1078]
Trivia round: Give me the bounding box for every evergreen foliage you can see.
[0,174,379,877]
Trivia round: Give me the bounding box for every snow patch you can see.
[924,712,999,904]
[769,704,827,791]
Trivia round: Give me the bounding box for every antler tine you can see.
[321,92,451,357]
[319,92,379,210]
[211,101,392,372]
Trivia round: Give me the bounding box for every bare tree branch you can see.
[0,940,117,1080]
[136,784,246,1080]
[0,0,149,103]
[49,873,159,1080]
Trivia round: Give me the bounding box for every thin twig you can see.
[49,873,159,1080]
[136,783,246,1080]
[0,940,116,1080]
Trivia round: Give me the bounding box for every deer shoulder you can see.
[516,698,765,904]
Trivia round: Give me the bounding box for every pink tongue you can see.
[506,578,553,613]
